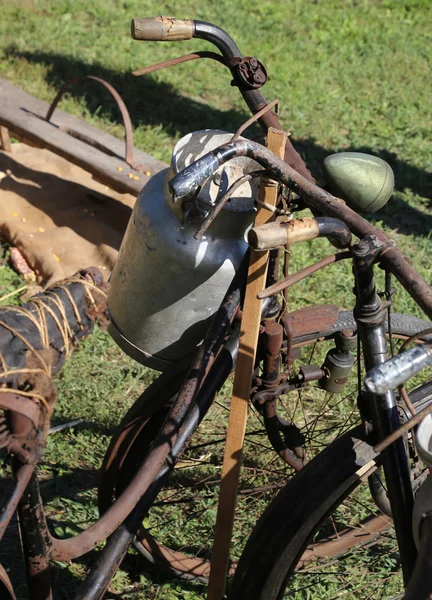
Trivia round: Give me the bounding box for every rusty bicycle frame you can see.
[1,16,432,600]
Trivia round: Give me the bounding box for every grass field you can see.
[0,0,431,598]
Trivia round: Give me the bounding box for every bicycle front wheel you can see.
[228,380,432,600]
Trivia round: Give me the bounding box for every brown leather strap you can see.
[207,128,288,600]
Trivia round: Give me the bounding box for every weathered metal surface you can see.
[17,471,53,600]
[232,56,268,89]
[0,463,35,543]
[289,304,340,338]
[261,320,283,391]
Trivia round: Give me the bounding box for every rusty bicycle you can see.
[1,15,432,600]
[98,16,432,600]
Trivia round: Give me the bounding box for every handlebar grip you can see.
[131,16,194,41]
[364,344,432,395]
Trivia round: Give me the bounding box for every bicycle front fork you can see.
[354,252,417,584]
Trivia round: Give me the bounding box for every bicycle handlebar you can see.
[365,345,432,395]
[130,16,314,182]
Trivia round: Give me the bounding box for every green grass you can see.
[0,0,431,598]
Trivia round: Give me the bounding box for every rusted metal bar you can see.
[45,76,144,172]
[0,463,35,543]
[232,99,280,140]
[132,51,226,77]
[258,252,351,299]
[373,401,432,455]
[16,470,52,600]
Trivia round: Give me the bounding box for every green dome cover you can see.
[323,152,394,213]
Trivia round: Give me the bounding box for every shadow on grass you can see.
[5,48,252,142]
[4,48,432,238]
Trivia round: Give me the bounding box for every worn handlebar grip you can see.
[169,152,220,202]
[131,16,194,41]
[364,344,432,395]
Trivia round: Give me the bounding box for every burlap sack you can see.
[0,142,138,285]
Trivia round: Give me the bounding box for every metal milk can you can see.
[108,130,260,371]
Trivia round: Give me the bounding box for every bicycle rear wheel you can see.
[98,310,431,585]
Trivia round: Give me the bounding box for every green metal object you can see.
[323,152,394,213]
[319,330,357,394]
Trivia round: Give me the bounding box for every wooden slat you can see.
[0,126,11,152]
[207,128,288,600]
[0,78,167,195]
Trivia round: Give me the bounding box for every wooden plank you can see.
[0,126,11,152]
[207,128,288,600]
[0,78,167,195]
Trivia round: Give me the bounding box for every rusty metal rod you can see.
[0,463,35,543]
[258,252,351,299]
[374,401,432,455]
[132,51,226,77]
[45,76,142,171]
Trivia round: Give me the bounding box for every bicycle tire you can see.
[98,309,431,584]
[227,382,432,600]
